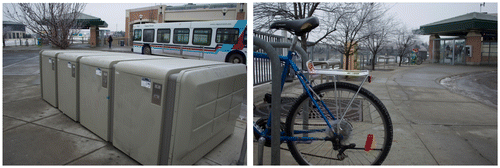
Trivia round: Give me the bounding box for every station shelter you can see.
[77,13,108,47]
[420,12,497,65]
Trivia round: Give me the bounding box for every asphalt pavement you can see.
[3,44,247,165]
[253,62,497,165]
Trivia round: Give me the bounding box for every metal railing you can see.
[254,57,287,85]
[253,31,289,85]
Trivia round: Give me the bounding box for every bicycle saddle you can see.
[270,17,319,36]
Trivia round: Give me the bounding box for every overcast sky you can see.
[83,3,168,32]
[387,2,497,30]
[386,2,497,42]
[3,2,498,42]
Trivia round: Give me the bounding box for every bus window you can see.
[193,28,212,46]
[143,29,155,42]
[173,28,189,44]
[216,28,239,44]
[133,29,142,41]
[157,29,170,43]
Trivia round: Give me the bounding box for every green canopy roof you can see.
[77,13,108,29]
[420,12,497,36]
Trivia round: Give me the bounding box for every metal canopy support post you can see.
[254,37,282,165]
[452,39,455,65]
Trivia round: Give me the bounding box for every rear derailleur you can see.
[325,135,356,161]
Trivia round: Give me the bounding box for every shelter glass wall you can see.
[435,38,466,65]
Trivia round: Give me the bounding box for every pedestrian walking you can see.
[108,35,113,49]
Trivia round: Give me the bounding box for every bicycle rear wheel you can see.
[285,82,392,165]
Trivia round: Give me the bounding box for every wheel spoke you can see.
[285,82,392,165]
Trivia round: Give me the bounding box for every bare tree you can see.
[4,3,86,49]
[254,2,350,51]
[326,3,386,70]
[395,27,417,66]
[362,15,396,70]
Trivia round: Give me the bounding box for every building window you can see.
[143,29,155,42]
[157,29,170,43]
[482,42,497,57]
[216,28,239,44]
[133,29,142,41]
[192,28,211,46]
[173,28,189,44]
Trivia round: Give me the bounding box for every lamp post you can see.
[139,14,143,24]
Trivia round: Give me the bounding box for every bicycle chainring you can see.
[254,118,286,147]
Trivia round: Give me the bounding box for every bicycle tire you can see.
[285,82,393,165]
[416,58,422,65]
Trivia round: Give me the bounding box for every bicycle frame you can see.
[254,50,340,142]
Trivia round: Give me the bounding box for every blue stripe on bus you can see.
[235,20,247,35]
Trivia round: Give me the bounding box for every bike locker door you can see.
[78,55,172,142]
[165,63,246,165]
[56,52,124,122]
[40,50,103,108]
[111,59,226,165]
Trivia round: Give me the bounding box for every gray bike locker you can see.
[39,50,103,107]
[78,55,175,141]
[56,52,128,122]
[112,59,246,165]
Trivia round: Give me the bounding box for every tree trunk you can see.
[345,54,349,70]
[399,55,403,66]
[371,52,377,70]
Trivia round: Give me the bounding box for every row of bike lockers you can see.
[39,50,246,165]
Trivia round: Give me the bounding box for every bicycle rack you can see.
[254,37,309,165]
[236,128,247,165]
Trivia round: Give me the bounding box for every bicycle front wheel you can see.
[416,58,423,65]
[285,82,392,165]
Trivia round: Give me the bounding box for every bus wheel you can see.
[227,53,245,64]
[143,46,151,55]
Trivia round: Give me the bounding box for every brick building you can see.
[125,3,247,46]
[420,12,497,65]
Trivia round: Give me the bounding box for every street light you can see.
[139,14,143,24]
[221,7,227,20]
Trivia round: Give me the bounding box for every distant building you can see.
[420,12,497,65]
[3,21,26,39]
[125,3,247,45]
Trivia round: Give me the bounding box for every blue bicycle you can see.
[253,17,393,165]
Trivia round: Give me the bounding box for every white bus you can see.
[132,20,247,64]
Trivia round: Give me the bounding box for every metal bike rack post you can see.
[269,42,311,136]
[254,37,282,165]
[236,128,247,165]
[257,137,265,165]
[254,39,311,165]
